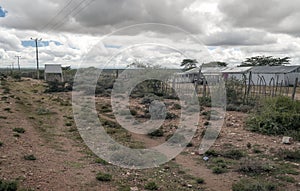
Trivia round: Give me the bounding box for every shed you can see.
[222,67,252,81]
[249,66,300,86]
[175,67,225,83]
[44,64,64,82]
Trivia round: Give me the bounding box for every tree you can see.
[204,61,228,67]
[239,56,290,67]
[181,59,198,71]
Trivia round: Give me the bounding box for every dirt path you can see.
[0,78,113,191]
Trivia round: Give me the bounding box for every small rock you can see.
[130,186,138,191]
[282,136,293,144]
[187,184,193,188]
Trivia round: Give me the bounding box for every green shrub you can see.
[148,129,164,137]
[173,103,181,109]
[144,182,158,190]
[212,166,227,174]
[277,149,300,162]
[202,128,220,140]
[276,175,295,183]
[196,178,205,184]
[232,179,277,191]
[165,133,186,144]
[13,128,25,134]
[24,154,36,161]
[223,149,245,160]
[205,149,219,157]
[65,122,72,126]
[246,96,300,141]
[0,179,18,191]
[96,172,112,181]
[0,142,3,147]
[165,112,178,119]
[198,97,211,107]
[237,158,273,176]
[118,185,131,191]
[95,158,109,165]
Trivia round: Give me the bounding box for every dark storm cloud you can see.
[204,29,277,46]
[218,0,300,36]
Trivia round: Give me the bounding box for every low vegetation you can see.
[232,179,277,191]
[96,172,112,182]
[24,154,37,161]
[13,127,25,134]
[246,96,300,141]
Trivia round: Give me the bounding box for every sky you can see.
[1,0,300,68]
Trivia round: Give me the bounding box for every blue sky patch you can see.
[105,44,122,49]
[0,6,7,17]
[22,40,62,47]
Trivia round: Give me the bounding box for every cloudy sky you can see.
[1,0,300,68]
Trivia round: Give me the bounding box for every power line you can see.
[46,0,95,33]
[40,0,75,31]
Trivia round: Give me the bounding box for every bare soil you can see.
[0,78,299,191]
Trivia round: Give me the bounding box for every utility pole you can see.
[31,38,42,79]
[15,55,21,72]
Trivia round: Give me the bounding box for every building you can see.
[249,65,300,86]
[222,67,252,81]
[175,67,225,84]
[44,64,64,82]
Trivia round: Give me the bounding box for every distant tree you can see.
[204,61,228,67]
[239,56,290,67]
[181,59,198,71]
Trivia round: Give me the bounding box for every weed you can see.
[13,128,25,134]
[232,178,277,191]
[0,141,3,147]
[96,172,112,182]
[144,182,158,190]
[24,154,36,161]
[0,116,7,119]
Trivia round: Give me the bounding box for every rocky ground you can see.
[0,77,299,191]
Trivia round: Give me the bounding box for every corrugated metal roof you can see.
[45,64,62,74]
[222,67,252,73]
[250,66,300,74]
[181,67,225,75]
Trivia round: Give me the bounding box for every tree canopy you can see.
[204,61,228,67]
[180,59,198,71]
[239,56,290,67]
